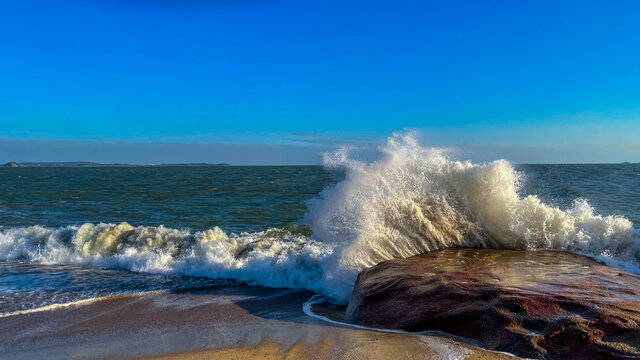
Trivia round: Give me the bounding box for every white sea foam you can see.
[0,224,330,295]
[1,132,638,304]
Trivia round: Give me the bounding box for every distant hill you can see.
[11,162,231,168]
[157,163,232,167]
[3,161,20,167]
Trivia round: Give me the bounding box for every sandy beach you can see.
[0,285,519,360]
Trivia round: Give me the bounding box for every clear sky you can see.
[1,0,639,164]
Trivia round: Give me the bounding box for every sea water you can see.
[1,134,639,312]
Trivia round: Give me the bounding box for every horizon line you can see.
[4,160,638,167]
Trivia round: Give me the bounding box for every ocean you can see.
[1,135,639,314]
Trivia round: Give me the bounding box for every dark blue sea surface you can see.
[1,164,638,230]
[0,166,333,232]
[518,164,640,224]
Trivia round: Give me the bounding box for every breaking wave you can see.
[1,133,639,304]
[308,133,640,301]
[0,224,329,294]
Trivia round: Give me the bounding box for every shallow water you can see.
[0,262,231,314]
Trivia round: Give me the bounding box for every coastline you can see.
[0,286,520,360]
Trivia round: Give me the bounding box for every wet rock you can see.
[345,248,640,359]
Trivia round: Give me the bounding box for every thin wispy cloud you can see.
[291,132,323,137]
[288,135,380,147]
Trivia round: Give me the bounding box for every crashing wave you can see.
[308,133,640,302]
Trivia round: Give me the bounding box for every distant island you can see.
[3,161,231,168]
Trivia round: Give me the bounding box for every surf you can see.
[1,132,638,305]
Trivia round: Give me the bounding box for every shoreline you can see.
[0,286,521,360]
[0,291,169,319]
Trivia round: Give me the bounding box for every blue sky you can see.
[1,0,639,164]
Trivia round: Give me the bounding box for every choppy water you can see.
[0,166,332,232]
[1,134,639,312]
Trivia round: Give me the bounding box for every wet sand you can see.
[0,285,520,360]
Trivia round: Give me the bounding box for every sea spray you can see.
[309,133,640,302]
[1,133,639,304]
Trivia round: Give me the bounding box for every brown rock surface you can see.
[345,248,640,359]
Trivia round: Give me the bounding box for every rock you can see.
[345,248,640,359]
[3,161,20,167]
